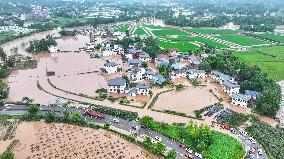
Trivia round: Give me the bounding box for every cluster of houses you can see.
[210,71,261,108]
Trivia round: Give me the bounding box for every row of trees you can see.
[26,35,57,53]
[199,53,281,117]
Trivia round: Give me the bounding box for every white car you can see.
[249,137,256,144]
[258,148,263,155]
[195,152,203,158]
[112,119,119,123]
[151,138,158,144]
[155,136,162,142]
[185,148,193,154]
[140,134,147,139]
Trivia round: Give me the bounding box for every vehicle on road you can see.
[184,153,193,158]
[220,124,230,130]
[258,148,263,155]
[178,143,186,149]
[112,119,119,123]
[185,148,193,154]
[151,138,158,144]
[249,137,256,144]
[195,152,203,158]
[155,136,162,142]
[83,109,104,119]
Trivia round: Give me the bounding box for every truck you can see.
[83,109,104,119]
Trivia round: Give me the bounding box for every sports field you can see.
[190,28,240,34]
[233,51,284,81]
[215,35,268,46]
[159,40,199,52]
[165,36,229,49]
[255,33,284,43]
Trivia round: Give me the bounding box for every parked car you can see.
[249,137,256,144]
[258,148,263,155]
[155,136,162,142]
[195,152,203,158]
[151,138,158,144]
[185,148,193,154]
[112,119,119,123]
[184,153,193,158]
[220,124,230,130]
[178,143,186,149]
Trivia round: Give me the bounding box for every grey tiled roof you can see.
[104,61,117,67]
[128,59,141,65]
[232,93,251,101]
[245,90,261,99]
[108,77,126,86]
[223,81,240,88]
[136,83,149,89]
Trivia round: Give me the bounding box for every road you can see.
[0,104,267,159]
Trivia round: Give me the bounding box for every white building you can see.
[102,49,116,57]
[107,77,127,93]
[231,93,251,108]
[104,61,118,74]
[222,81,240,96]
[130,67,145,82]
[136,83,150,96]
[139,52,151,62]
[170,70,187,80]
[187,69,206,79]
[210,71,235,84]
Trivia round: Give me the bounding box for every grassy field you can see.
[134,27,147,35]
[151,28,188,37]
[165,36,229,49]
[115,25,129,32]
[215,35,268,46]
[256,45,284,60]
[255,33,284,43]
[190,28,240,35]
[233,51,284,81]
[53,17,88,27]
[159,40,199,52]
[0,32,15,44]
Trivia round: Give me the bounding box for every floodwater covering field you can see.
[0,121,159,159]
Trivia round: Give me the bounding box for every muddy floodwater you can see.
[0,121,159,159]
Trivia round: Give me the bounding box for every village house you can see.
[170,70,187,80]
[187,69,206,79]
[102,49,116,57]
[155,54,170,67]
[231,93,251,108]
[152,74,166,85]
[144,68,156,80]
[130,67,145,82]
[113,44,124,55]
[169,48,180,58]
[139,52,151,62]
[107,77,127,94]
[222,81,240,96]
[136,83,150,96]
[103,61,118,74]
[128,59,141,68]
[210,71,235,84]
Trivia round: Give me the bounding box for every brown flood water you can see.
[1,121,159,159]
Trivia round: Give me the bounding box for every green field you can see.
[134,27,147,35]
[0,32,15,44]
[256,45,284,60]
[115,25,130,32]
[159,40,199,52]
[165,36,229,49]
[53,17,88,27]
[190,28,240,34]
[151,28,188,37]
[255,33,284,43]
[233,51,284,81]
[215,35,268,46]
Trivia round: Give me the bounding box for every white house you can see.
[222,81,240,96]
[210,71,235,84]
[48,45,57,53]
[130,67,145,82]
[139,52,151,62]
[113,44,124,55]
[169,48,180,58]
[231,93,251,108]
[145,68,156,80]
[170,70,187,80]
[245,90,261,100]
[187,69,206,79]
[136,83,150,96]
[104,61,118,74]
[128,59,141,68]
[107,77,127,93]
[102,49,116,57]
[155,54,170,67]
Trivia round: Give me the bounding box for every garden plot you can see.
[152,83,219,117]
[254,33,284,43]
[159,40,200,52]
[145,26,188,37]
[0,121,159,159]
[215,34,269,46]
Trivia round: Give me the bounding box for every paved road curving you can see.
[0,104,267,159]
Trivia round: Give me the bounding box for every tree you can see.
[0,47,7,61]
[103,122,110,129]
[0,80,9,99]
[165,149,176,159]
[1,150,14,159]
[62,110,70,122]
[45,111,56,123]
[28,104,39,116]
[71,112,83,124]
[155,141,166,155]
[141,61,148,68]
